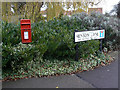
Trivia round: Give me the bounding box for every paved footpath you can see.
[2,51,118,88]
[2,74,94,88]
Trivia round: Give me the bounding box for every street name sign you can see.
[74,30,105,42]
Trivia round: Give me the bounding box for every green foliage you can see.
[2,12,118,72]
[2,53,113,80]
[78,40,100,58]
[2,22,21,46]
[2,43,42,70]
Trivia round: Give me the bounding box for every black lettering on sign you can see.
[93,32,98,36]
[82,33,89,37]
[77,35,80,38]
[77,33,89,38]
[77,34,82,38]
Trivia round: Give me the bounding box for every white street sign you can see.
[74,30,105,42]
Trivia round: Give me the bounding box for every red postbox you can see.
[20,19,32,43]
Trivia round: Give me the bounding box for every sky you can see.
[91,0,120,14]
[41,0,120,14]
[10,0,119,14]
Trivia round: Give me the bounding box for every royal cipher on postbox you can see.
[20,19,32,43]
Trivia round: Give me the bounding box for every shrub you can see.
[2,12,119,70]
[2,52,113,80]
[2,22,21,46]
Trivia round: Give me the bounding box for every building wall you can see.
[88,8,103,14]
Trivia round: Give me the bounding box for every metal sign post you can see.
[99,39,102,52]
[74,29,79,61]
[99,27,103,52]
[75,44,79,61]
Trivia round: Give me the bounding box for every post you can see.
[99,39,102,52]
[74,29,79,61]
[75,44,79,61]
[99,27,103,52]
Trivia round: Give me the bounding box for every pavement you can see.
[0,81,1,90]
[2,51,118,88]
[2,74,94,88]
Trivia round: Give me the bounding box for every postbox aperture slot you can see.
[21,24,31,29]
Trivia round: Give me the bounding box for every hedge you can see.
[2,12,119,70]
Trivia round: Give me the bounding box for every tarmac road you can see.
[76,51,118,88]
